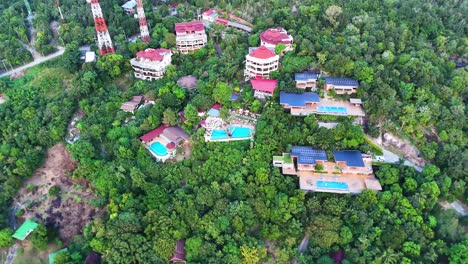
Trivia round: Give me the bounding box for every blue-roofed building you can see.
[273,147,380,194]
[295,71,320,90]
[280,92,320,115]
[333,150,365,167]
[121,0,136,14]
[325,77,359,94]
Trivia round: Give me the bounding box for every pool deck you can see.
[297,170,382,193]
[205,124,256,142]
[289,98,365,117]
[145,137,172,161]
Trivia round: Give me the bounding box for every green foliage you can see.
[0,228,14,248]
[49,185,61,197]
[30,224,48,251]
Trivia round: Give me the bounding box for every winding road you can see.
[0,47,65,79]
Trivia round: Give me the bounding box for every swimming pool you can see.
[229,126,252,138]
[149,142,168,156]
[316,181,349,190]
[318,106,347,114]
[210,129,228,140]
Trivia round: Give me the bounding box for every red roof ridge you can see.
[250,76,278,93]
[175,21,205,33]
[136,48,171,61]
[248,45,277,59]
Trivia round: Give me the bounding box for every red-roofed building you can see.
[260,27,293,52]
[244,46,279,80]
[215,18,229,25]
[140,125,169,143]
[130,48,172,81]
[201,9,218,22]
[175,21,207,54]
[250,76,278,99]
[211,103,222,110]
[140,125,190,162]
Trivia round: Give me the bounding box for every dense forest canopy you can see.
[0,0,466,263]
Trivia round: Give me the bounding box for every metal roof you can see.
[333,150,365,167]
[12,219,38,240]
[121,0,136,9]
[295,71,319,81]
[291,146,327,165]
[325,77,359,86]
[280,92,320,106]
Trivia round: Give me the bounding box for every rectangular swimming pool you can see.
[318,106,347,114]
[316,181,349,190]
[229,126,252,138]
[210,129,228,140]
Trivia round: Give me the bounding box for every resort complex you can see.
[251,76,278,99]
[175,21,207,54]
[295,71,320,90]
[260,27,294,52]
[140,125,190,162]
[203,116,255,142]
[280,91,365,117]
[325,77,359,94]
[273,146,382,193]
[130,48,172,81]
[244,46,279,80]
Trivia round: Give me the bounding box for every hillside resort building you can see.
[251,76,278,99]
[130,48,172,81]
[273,146,382,193]
[175,21,207,54]
[295,71,320,90]
[140,125,190,162]
[244,46,279,80]
[280,91,365,117]
[325,77,359,94]
[260,27,293,52]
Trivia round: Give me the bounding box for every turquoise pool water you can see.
[318,106,347,114]
[316,181,349,190]
[229,126,252,138]
[211,129,228,140]
[149,142,168,156]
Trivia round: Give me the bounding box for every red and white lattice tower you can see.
[88,0,114,55]
[135,0,150,43]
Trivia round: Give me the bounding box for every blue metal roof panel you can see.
[325,77,359,86]
[333,151,365,167]
[292,146,327,165]
[280,92,320,106]
[295,72,319,81]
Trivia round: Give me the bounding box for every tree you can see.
[449,240,468,264]
[0,228,14,248]
[61,42,82,72]
[376,165,399,186]
[30,224,48,251]
[96,54,126,79]
[49,185,61,197]
[275,43,286,55]
[402,241,421,257]
[324,5,342,27]
[163,108,178,126]
[241,245,260,264]
[212,82,233,104]
[184,104,200,124]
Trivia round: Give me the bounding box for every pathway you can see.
[292,234,310,264]
[367,136,422,172]
[0,47,65,78]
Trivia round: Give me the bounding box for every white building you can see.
[130,48,172,81]
[260,27,293,52]
[244,46,279,80]
[201,9,218,22]
[175,21,207,54]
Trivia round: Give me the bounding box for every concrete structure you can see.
[85,51,96,63]
[175,21,207,54]
[244,46,279,80]
[280,92,365,117]
[121,0,136,14]
[130,48,172,81]
[250,76,278,99]
[325,77,359,94]
[140,125,190,162]
[295,71,319,90]
[200,9,252,32]
[201,9,218,22]
[260,27,293,52]
[273,147,381,193]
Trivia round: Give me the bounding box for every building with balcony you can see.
[260,27,293,52]
[273,146,381,194]
[295,71,320,90]
[325,77,359,94]
[244,46,279,80]
[250,76,278,99]
[130,48,172,81]
[280,91,366,117]
[175,21,207,54]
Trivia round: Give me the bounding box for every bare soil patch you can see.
[381,132,427,167]
[14,143,104,244]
